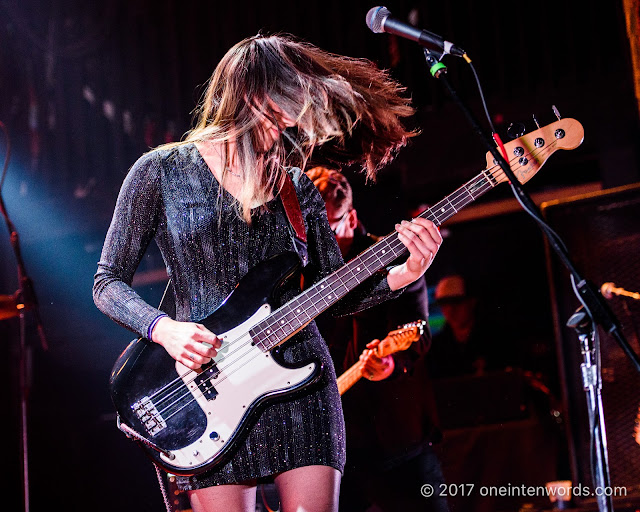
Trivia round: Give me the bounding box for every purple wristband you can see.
[147,314,168,340]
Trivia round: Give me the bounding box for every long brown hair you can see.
[184,33,416,222]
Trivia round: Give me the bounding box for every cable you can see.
[461,55,574,279]
[460,61,608,483]
[466,59,497,134]
[0,120,11,192]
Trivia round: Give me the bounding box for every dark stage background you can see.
[1,1,639,511]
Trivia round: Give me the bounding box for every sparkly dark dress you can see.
[93,144,400,489]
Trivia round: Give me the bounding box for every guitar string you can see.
[242,153,514,344]
[144,232,396,408]
[145,164,506,419]
[142,159,512,419]
[149,166,495,409]
[150,173,501,422]
[151,260,375,413]
[151,230,432,417]
[141,139,558,424]
[136,259,378,409]
[153,261,377,418]
[175,126,558,422]
[144,214,409,410]
[149,174,474,415]
[145,164,506,420]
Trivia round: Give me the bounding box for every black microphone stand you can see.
[422,49,640,511]
[0,121,48,512]
[567,307,613,512]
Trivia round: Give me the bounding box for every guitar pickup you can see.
[194,361,219,401]
[132,396,167,436]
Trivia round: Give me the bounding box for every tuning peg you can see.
[507,122,526,140]
[532,114,541,129]
[552,105,562,120]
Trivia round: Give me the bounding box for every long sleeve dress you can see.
[93,143,401,489]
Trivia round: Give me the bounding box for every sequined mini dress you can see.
[93,144,400,489]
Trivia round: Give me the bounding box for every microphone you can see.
[601,282,640,301]
[366,6,466,57]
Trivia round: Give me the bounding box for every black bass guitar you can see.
[110,118,584,475]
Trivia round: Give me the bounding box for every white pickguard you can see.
[159,303,316,471]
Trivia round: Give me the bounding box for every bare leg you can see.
[188,480,257,512]
[274,465,341,512]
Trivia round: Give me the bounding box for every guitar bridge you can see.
[132,397,167,436]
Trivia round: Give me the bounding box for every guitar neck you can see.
[250,170,498,352]
[417,170,499,225]
[249,117,585,351]
[336,361,363,395]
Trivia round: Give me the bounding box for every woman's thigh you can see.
[188,480,257,512]
[274,465,341,512]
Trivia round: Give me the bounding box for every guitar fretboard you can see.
[420,170,498,225]
[250,169,498,351]
[336,362,363,395]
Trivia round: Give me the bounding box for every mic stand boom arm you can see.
[422,50,640,373]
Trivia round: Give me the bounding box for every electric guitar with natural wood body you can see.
[110,117,584,476]
[336,320,426,395]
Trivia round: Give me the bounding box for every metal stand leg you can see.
[19,311,30,512]
[568,308,614,512]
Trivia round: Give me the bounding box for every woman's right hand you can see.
[150,316,222,370]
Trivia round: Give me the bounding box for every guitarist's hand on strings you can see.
[388,218,442,291]
[360,339,395,381]
[151,317,222,370]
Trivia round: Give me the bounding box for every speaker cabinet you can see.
[541,183,640,507]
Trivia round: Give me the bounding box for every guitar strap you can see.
[281,171,308,266]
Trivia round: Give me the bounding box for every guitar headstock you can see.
[486,118,584,186]
[377,320,426,357]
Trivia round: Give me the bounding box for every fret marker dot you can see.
[267,330,271,334]
[280,320,285,324]
[441,208,446,213]
[296,309,301,313]
[357,267,361,271]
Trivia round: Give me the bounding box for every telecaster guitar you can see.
[336,320,425,395]
[110,118,584,475]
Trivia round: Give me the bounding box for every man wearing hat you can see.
[429,274,509,378]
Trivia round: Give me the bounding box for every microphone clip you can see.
[423,49,447,78]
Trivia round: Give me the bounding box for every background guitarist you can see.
[308,167,449,512]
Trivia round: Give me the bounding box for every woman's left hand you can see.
[387,218,442,291]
